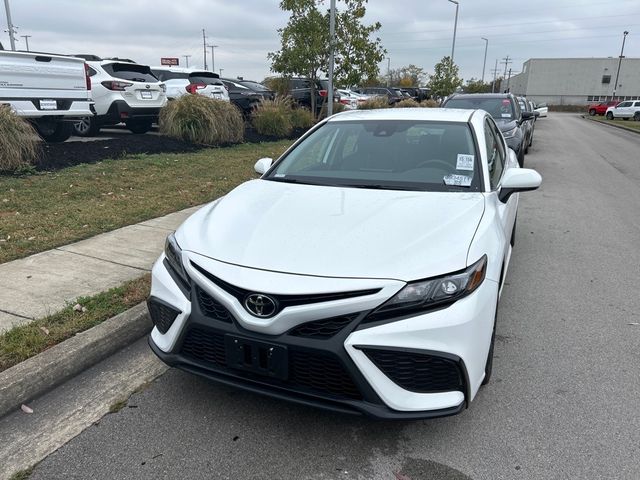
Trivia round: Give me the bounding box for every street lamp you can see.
[481,37,488,84]
[612,30,629,100]
[207,44,218,73]
[448,0,459,65]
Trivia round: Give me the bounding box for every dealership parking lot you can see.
[22,114,640,480]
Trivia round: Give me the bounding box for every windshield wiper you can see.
[342,183,419,191]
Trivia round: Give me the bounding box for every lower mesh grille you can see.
[147,298,180,334]
[362,348,463,393]
[196,286,233,323]
[288,315,357,339]
[179,327,361,400]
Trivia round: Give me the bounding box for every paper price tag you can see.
[456,154,474,171]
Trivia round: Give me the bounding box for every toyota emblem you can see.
[244,294,277,318]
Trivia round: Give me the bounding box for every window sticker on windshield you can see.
[443,174,472,187]
[456,154,474,171]
[501,113,511,118]
[274,173,285,177]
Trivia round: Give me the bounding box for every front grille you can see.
[179,327,361,400]
[288,315,358,339]
[196,286,233,323]
[362,348,464,393]
[147,298,180,334]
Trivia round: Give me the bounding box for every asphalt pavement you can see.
[24,114,640,480]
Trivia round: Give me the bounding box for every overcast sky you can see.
[3,0,640,84]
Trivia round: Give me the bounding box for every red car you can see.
[588,101,619,116]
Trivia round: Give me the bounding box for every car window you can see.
[101,63,158,83]
[188,72,222,85]
[87,66,98,77]
[635,102,640,107]
[267,120,481,192]
[239,81,270,91]
[445,97,515,120]
[484,118,505,189]
[618,101,632,107]
[152,70,188,81]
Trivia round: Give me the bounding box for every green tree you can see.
[268,0,385,113]
[427,56,463,98]
[464,77,491,93]
[390,64,427,87]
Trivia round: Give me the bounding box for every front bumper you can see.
[148,252,498,419]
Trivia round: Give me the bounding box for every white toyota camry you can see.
[148,108,541,419]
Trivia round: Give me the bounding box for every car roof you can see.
[327,108,478,123]
[451,93,513,99]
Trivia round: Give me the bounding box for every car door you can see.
[616,101,632,117]
[485,116,517,259]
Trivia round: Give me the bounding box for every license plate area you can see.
[39,99,57,110]
[225,334,288,380]
[140,91,153,99]
[212,93,223,99]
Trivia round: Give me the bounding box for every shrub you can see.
[159,95,244,146]
[420,99,440,108]
[252,97,294,137]
[395,99,421,108]
[262,77,291,97]
[290,107,315,129]
[0,106,41,172]
[318,102,347,119]
[358,96,391,110]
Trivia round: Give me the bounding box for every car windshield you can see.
[189,73,222,85]
[446,97,515,120]
[266,120,480,192]
[240,81,271,91]
[102,63,158,83]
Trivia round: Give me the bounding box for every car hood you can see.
[176,180,485,281]
[493,118,518,132]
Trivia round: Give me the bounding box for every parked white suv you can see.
[73,58,167,136]
[605,100,640,121]
[151,67,229,102]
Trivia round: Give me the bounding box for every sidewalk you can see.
[0,205,200,332]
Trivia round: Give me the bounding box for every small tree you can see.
[427,56,463,98]
[464,77,491,93]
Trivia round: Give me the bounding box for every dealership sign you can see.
[160,57,179,66]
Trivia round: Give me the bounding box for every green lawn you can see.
[0,140,292,263]
[589,116,640,132]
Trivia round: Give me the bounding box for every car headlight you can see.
[373,255,487,316]
[503,126,518,139]
[164,233,188,284]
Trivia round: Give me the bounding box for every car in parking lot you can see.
[534,102,548,118]
[236,80,275,100]
[605,100,640,121]
[588,100,618,116]
[354,86,404,105]
[74,58,167,136]
[151,67,229,102]
[219,78,266,115]
[147,108,541,419]
[442,93,535,166]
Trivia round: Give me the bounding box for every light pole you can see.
[612,30,629,100]
[448,0,459,66]
[20,34,31,51]
[327,0,336,116]
[207,44,218,73]
[3,0,17,50]
[219,68,224,76]
[481,37,488,84]
[182,55,191,68]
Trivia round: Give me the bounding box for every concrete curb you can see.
[0,302,152,419]
[582,114,640,135]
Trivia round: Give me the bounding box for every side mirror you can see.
[499,168,542,203]
[521,111,534,121]
[533,111,540,118]
[254,157,273,175]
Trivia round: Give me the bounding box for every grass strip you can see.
[0,275,150,372]
[588,116,640,131]
[0,140,292,263]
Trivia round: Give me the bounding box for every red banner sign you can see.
[160,57,179,66]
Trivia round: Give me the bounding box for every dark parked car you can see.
[442,93,534,166]
[355,87,403,105]
[220,78,266,114]
[517,96,538,153]
[237,80,275,100]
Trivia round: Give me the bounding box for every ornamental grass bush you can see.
[420,99,440,108]
[290,107,315,129]
[0,106,41,172]
[395,99,421,108]
[358,96,391,110]
[159,95,244,146]
[251,97,294,137]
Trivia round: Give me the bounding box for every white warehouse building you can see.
[507,57,640,105]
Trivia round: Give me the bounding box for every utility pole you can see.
[481,37,488,84]
[501,55,512,92]
[491,59,499,93]
[506,68,512,92]
[182,55,191,68]
[219,68,223,76]
[202,29,207,70]
[448,0,459,66]
[386,57,391,87]
[327,0,336,116]
[20,34,30,51]
[613,30,629,99]
[3,0,17,50]
[207,44,218,73]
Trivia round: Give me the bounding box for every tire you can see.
[634,112,640,121]
[73,116,100,137]
[126,120,153,134]
[34,120,73,143]
[606,111,614,120]
[588,109,596,116]
[482,302,498,386]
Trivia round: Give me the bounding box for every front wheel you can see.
[634,112,640,121]
[606,112,614,120]
[73,116,100,137]
[126,120,153,134]
[34,120,73,143]
[589,109,596,116]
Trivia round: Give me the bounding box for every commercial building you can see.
[507,57,640,105]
